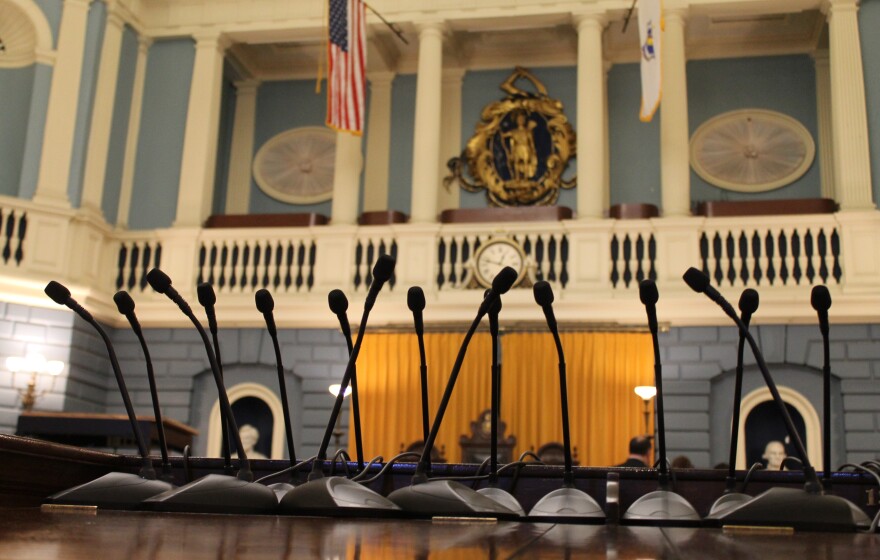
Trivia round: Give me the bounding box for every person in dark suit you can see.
[616,436,652,467]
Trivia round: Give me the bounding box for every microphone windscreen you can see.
[533,281,554,307]
[44,281,71,305]
[811,285,831,312]
[113,291,136,315]
[638,279,659,306]
[255,289,274,313]
[407,286,426,312]
[739,288,760,315]
[682,267,710,293]
[328,289,348,315]
[146,268,172,294]
[372,254,396,282]
[491,266,518,295]
[197,283,216,307]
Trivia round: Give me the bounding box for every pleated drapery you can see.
[352,331,654,466]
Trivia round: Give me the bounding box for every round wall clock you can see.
[252,127,336,204]
[473,238,527,289]
[689,109,815,193]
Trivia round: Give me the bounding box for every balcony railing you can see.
[3,195,879,327]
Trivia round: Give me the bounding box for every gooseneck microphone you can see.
[527,281,604,520]
[327,289,365,472]
[726,288,759,492]
[43,282,173,509]
[255,289,297,466]
[146,269,252,480]
[45,282,154,479]
[639,279,667,488]
[387,267,520,518]
[811,285,832,489]
[312,255,396,476]
[413,266,517,482]
[623,279,700,522]
[197,283,233,475]
[407,286,430,443]
[487,291,501,486]
[683,268,820,491]
[113,290,173,482]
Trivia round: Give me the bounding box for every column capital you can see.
[65,0,93,10]
[367,71,396,87]
[811,48,830,63]
[104,5,126,30]
[414,19,447,36]
[442,67,466,82]
[821,0,860,16]
[234,79,261,94]
[664,7,690,23]
[192,30,232,52]
[35,47,56,66]
[137,35,154,53]
[572,11,608,31]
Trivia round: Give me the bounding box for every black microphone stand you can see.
[329,289,365,472]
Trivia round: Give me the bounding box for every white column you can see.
[603,60,612,211]
[409,21,445,223]
[813,50,835,200]
[224,79,260,215]
[438,67,464,212]
[331,132,363,225]
[363,72,395,212]
[825,0,874,210]
[80,7,126,218]
[116,36,151,228]
[660,9,691,217]
[173,32,229,228]
[575,13,607,219]
[33,0,92,208]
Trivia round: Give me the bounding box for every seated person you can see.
[616,436,651,468]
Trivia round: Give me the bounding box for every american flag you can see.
[327,0,366,134]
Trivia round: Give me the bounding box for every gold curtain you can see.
[354,332,493,463]
[351,331,653,466]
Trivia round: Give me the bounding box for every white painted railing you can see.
[2,195,880,327]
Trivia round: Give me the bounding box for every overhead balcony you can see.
[2,195,878,330]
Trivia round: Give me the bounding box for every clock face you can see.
[475,239,525,288]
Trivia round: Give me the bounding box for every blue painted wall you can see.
[608,63,661,208]
[101,25,139,225]
[458,67,578,211]
[67,0,106,208]
[687,55,821,203]
[17,65,52,200]
[386,74,416,215]
[249,80,332,216]
[212,68,237,217]
[0,66,36,197]
[128,39,194,230]
[34,0,62,47]
[860,0,880,206]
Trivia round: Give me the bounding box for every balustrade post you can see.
[836,211,880,293]
[394,224,442,291]
[154,228,203,303]
[312,226,359,293]
[650,217,704,292]
[562,221,613,293]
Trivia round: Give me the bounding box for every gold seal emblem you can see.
[445,67,576,207]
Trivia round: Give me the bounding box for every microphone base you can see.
[279,476,401,516]
[477,487,526,516]
[44,472,173,510]
[268,482,296,502]
[622,489,701,525]
[387,480,519,518]
[707,492,753,518]
[527,487,606,522]
[141,474,278,514]
[709,486,868,532]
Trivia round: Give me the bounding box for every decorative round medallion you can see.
[689,109,815,193]
[473,238,527,289]
[252,127,336,204]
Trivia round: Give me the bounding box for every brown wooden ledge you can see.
[205,213,329,228]
[440,206,573,223]
[694,198,837,217]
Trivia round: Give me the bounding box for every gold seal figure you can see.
[445,67,576,207]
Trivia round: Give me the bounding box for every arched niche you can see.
[736,385,821,469]
[190,364,302,459]
[709,364,843,470]
[207,382,285,459]
[1,0,55,67]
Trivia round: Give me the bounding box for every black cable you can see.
[740,462,765,493]
[355,452,421,485]
[839,464,880,533]
[349,455,385,482]
[331,449,352,477]
[425,460,532,483]
[254,456,317,484]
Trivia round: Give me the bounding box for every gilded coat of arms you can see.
[445,67,576,206]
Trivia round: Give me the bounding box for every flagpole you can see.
[363,2,408,44]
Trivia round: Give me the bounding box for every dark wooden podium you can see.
[16,412,197,453]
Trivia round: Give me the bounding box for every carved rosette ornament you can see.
[445,67,577,206]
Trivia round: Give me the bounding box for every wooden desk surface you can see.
[2,507,877,560]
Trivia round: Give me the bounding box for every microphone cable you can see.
[331,449,352,477]
[509,451,545,494]
[740,462,765,493]
[254,456,318,484]
[347,455,386,482]
[838,463,880,532]
[354,452,422,484]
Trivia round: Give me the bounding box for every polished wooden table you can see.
[2,507,878,559]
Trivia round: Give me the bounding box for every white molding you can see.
[736,385,822,470]
[207,382,286,460]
